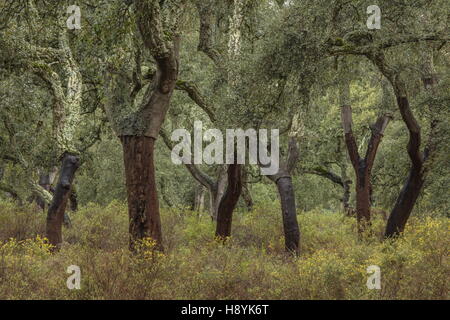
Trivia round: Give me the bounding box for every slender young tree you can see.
[339,75,392,233]
[381,45,441,237]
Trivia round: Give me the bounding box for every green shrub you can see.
[0,200,447,299]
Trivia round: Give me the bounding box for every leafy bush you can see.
[0,201,447,299]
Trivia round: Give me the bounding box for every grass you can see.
[0,200,448,299]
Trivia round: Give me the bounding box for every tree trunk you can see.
[37,173,51,210]
[367,51,435,238]
[341,105,391,234]
[69,187,78,212]
[209,167,227,220]
[193,185,205,212]
[242,179,254,212]
[342,179,351,211]
[121,136,163,251]
[215,163,242,239]
[355,167,371,233]
[384,74,436,237]
[264,135,301,254]
[276,175,300,254]
[339,137,352,212]
[46,153,80,249]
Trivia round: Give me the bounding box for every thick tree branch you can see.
[195,0,223,67]
[365,113,392,168]
[133,1,185,139]
[329,33,449,56]
[159,128,216,190]
[176,80,217,123]
[306,167,344,187]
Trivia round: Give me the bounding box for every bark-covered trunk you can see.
[339,138,352,212]
[384,79,434,237]
[37,173,52,210]
[69,187,78,212]
[264,134,301,254]
[342,179,351,211]
[242,179,254,212]
[355,167,371,232]
[367,50,436,238]
[46,153,80,249]
[276,175,300,254]
[209,167,227,220]
[385,133,424,236]
[384,49,439,238]
[215,163,242,239]
[102,2,183,251]
[193,185,206,212]
[388,191,416,232]
[39,169,72,228]
[121,136,163,251]
[341,104,391,234]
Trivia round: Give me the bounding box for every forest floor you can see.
[0,201,448,300]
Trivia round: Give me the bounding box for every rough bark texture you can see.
[121,136,163,251]
[102,2,184,251]
[46,153,80,249]
[215,163,242,240]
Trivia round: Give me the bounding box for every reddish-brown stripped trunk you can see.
[341,105,391,234]
[121,136,163,251]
